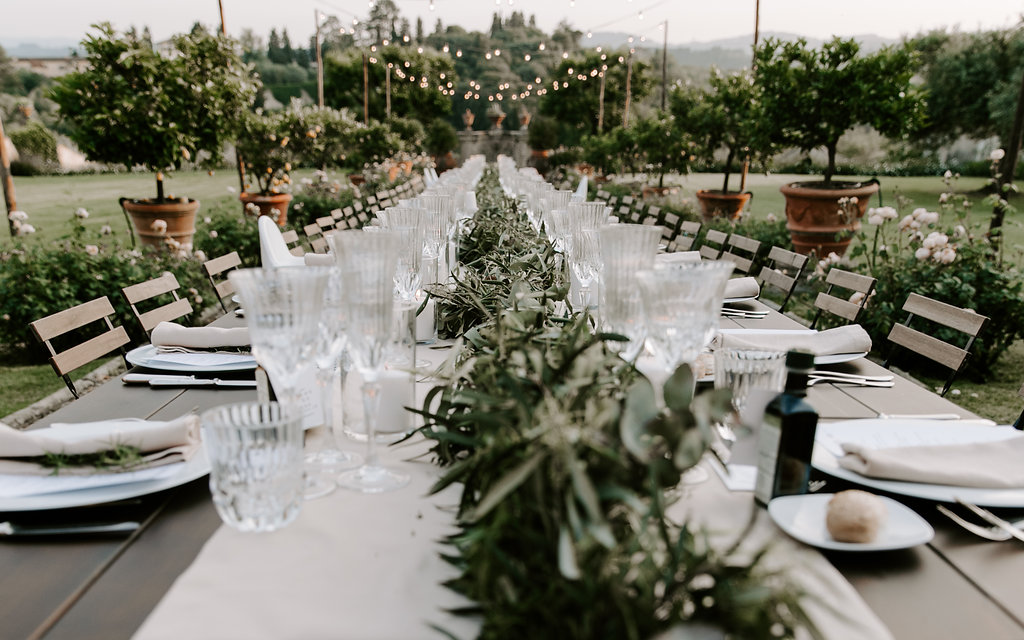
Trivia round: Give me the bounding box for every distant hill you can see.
[587,30,899,70]
[2,40,82,58]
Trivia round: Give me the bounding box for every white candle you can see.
[344,369,415,436]
[416,299,436,342]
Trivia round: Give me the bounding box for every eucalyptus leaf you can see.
[558,525,582,580]
[621,377,658,460]
[663,364,695,414]
[465,450,545,522]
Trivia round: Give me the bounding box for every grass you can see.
[2,168,1022,423]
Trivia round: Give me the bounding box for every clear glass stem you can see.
[361,377,382,468]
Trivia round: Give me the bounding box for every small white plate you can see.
[768,493,934,551]
[126,344,257,373]
[231,294,242,304]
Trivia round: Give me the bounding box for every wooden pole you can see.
[740,0,761,193]
[597,69,606,133]
[386,64,392,119]
[0,113,18,237]
[362,53,369,124]
[622,50,633,128]
[218,1,247,195]
[217,0,226,35]
[661,21,668,111]
[315,9,325,108]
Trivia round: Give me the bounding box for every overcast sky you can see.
[2,0,1021,48]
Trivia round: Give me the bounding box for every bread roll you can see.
[826,490,887,543]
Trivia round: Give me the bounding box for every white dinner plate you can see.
[812,419,1024,507]
[126,344,257,373]
[768,493,934,551]
[813,352,869,365]
[0,448,210,512]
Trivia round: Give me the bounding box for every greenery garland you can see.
[415,168,814,639]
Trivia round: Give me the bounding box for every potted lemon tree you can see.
[234,109,299,226]
[754,37,924,255]
[52,24,257,250]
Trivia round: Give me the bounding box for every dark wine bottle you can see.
[754,350,819,507]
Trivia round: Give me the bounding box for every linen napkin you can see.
[151,321,249,352]
[724,276,760,300]
[655,251,701,264]
[0,414,200,476]
[714,324,872,356]
[303,253,334,267]
[839,435,1024,488]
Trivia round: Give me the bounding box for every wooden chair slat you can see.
[827,268,875,292]
[903,292,987,336]
[121,273,180,305]
[310,237,329,254]
[203,251,241,275]
[30,297,115,342]
[887,323,969,371]
[813,292,861,322]
[137,298,194,333]
[50,326,130,377]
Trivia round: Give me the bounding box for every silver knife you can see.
[0,520,140,537]
[955,497,1024,544]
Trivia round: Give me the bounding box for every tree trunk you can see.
[0,113,17,237]
[825,143,837,186]
[156,171,165,202]
[722,148,735,193]
[990,67,1024,235]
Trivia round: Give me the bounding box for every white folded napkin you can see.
[655,251,701,264]
[151,321,249,352]
[0,414,200,476]
[724,276,760,300]
[714,324,872,356]
[303,253,334,267]
[839,435,1024,488]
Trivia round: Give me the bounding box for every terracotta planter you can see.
[387,165,400,182]
[696,190,751,221]
[488,113,506,130]
[400,160,413,176]
[239,192,293,227]
[780,180,879,256]
[120,197,199,250]
[349,174,366,186]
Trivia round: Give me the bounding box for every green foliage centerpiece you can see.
[414,168,812,638]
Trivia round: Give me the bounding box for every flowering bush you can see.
[193,204,263,268]
[0,214,209,360]
[235,109,296,196]
[845,167,1024,376]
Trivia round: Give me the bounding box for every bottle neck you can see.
[784,369,810,396]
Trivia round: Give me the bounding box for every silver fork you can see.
[809,370,894,382]
[936,504,1024,542]
[807,376,894,387]
[955,498,1024,543]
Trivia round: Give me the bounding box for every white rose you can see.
[915,247,932,260]
[151,219,168,233]
[17,223,35,235]
[75,208,89,219]
[8,210,28,221]
[84,244,99,256]
[937,247,957,264]
[849,291,865,305]
[100,225,112,235]
[867,213,884,226]
[898,215,914,230]
[990,149,1005,161]
[954,225,966,237]
[944,170,953,179]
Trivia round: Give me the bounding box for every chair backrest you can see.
[259,216,306,268]
[330,208,345,225]
[122,272,193,334]
[757,246,809,313]
[810,268,877,329]
[720,233,762,275]
[595,189,611,202]
[316,216,335,233]
[30,296,131,398]
[699,229,728,261]
[203,251,242,313]
[304,222,328,254]
[280,228,305,256]
[674,220,702,251]
[883,292,989,396]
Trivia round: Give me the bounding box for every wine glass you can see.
[597,224,663,362]
[229,267,332,495]
[568,229,601,312]
[305,266,363,476]
[331,230,410,493]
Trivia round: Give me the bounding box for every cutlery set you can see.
[807,370,895,387]
[0,520,140,537]
[122,373,257,388]
[721,307,769,319]
[937,501,1024,543]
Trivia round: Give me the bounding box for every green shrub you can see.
[0,215,210,361]
[424,118,458,158]
[8,121,58,165]
[193,203,263,268]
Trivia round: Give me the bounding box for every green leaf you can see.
[465,450,544,522]
[621,376,658,460]
[663,364,695,413]
[558,525,581,580]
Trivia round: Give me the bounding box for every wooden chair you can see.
[644,205,662,226]
[203,251,242,313]
[698,229,728,261]
[304,222,328,254]
[30,297,131,398]
[810,268,877,329]
[121,273,194,334]
[280,228,305,256]
[673,220,702,251]
[595,189,611,202]
[757,246,809,313]
[330,208,345,226]
[720,233,762,275]
[883,293,988,396]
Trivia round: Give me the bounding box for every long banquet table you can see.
[3,303,1024,639]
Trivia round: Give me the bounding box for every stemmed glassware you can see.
[229,267,332,496]
[331,230,410,493]
[597,224,663,362]
[305,266,363,483]
[568,229,601,312]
